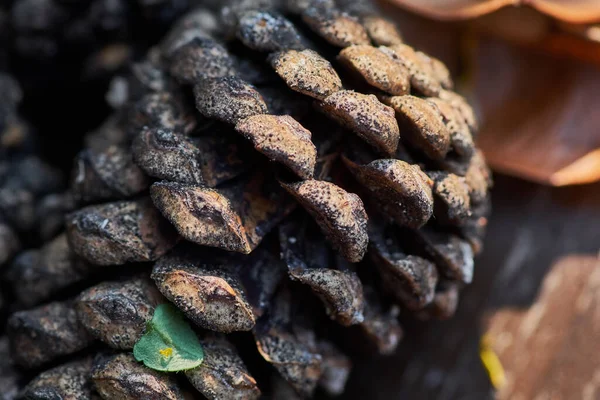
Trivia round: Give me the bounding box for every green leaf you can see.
[133,303,204,372]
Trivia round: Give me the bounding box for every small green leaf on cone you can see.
[133,303,204,372]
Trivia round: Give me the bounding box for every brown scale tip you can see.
[439,89,478,133]
[362,15,403,46]
[66,198,179,266]
[368,222,438,310]
[131,127,205,185]
[317,340,352,396]
[301,6,370,47]
[150,181,252,253]
[380,44,442,97]
[169,37,235,84]
[428,97,474,161]
[338,45,410,96]
[76,278,163,350]
[282,180,368,263]
[152,257,255,333]
[237,10,304,52]
[429,171,472,225]
[269,49,342,101]
[465,150,493,205]
[418,52,454,90]
[290,268,364,326]
[320,90,400,156]
[71,145,149,203]
[417,228,474,284]
[185,335,261,400]
[92,353,184,400]
[384,94,451,160]
[193,76,268,125]
[7,233,91,307]
[235,114,317,179]
[19,358,95,400]
[7,301,93,369]
[344,157,434,229]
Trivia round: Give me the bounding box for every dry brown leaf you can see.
[385,0,600,23]
[474,38,600,186]
[484,255,600,399]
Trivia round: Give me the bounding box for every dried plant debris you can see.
[338,45,410,96]
[415,228,474,284]
[361,16,403,46]
[344,157,434,228]
[253,292,323,397]
[237,10,303,52]
[7,234,91,307]
[380,44,442,97]
[169,37,235,84]
[301,5,370,47]
[77,278,162,350]
[92,353,184,400]
[235,114,317,179]
[428,171,472,225]
[152,256,256,332]
[320,90,400,156]
[66,198,178,266]
[279,218,364,326]
[7,301,93,369]
[19,358,96,400]
[384,95,451,161]
[282,180,368,263]
[369,221,438,310]
[132,127,205,185]
[194,77,268,125]
[185,335,261,400]
[269,49,342,101]
[71,145,149,204]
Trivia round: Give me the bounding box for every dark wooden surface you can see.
[341,173,600,400]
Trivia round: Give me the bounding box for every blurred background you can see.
[341,1,600,399]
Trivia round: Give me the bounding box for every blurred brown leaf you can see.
[384,0,600,23]
[473,38,600,186]
[483,255,600,399]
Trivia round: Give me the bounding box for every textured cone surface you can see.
[2,0,492,398]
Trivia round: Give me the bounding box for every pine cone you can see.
[2,0,492,398]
